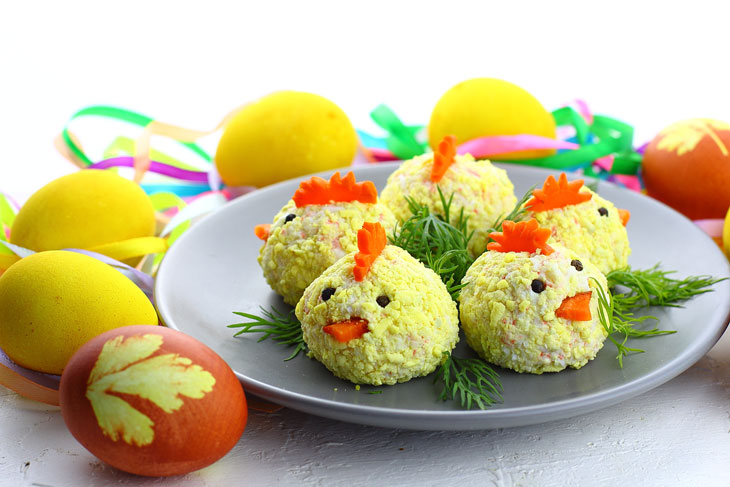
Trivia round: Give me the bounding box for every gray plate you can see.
[155,163,730,430]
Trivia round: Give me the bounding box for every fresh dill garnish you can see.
[228,306,307,361]
[389,186,474,300]
[607,265,725,314]
[592,278,676,367]
[434,352,503,410]
[584,180,599,193]
[485,185,535,239]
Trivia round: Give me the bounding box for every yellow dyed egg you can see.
[215,91,358,187]
[428,78,556,160]
[10,170,155,252]
[0,251,158,374]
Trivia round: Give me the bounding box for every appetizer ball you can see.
[255,172,395,306]
[380,135,517,257]
[526,173,630,275]
[459,219,609,374]
[641,118,730,220]
[296,222,459,385]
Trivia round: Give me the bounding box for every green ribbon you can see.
[61,105,212,167]
[369,104,643,177]
[369,104,427,160]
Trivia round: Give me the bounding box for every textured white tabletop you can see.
[1,331,729,486]
[2,1,730,485]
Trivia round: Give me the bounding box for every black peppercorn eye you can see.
[531,279,546,293]
[376,295,390,308]
[321,287,336,301]
[598,207,608,217]
[284,213,297,223]
[571,259,584,271]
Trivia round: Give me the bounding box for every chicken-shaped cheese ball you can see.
[296,222,459,385]
[255,172,396,306]
[380,135,516,258]
[525,173,631,274]
[459,219,609,374]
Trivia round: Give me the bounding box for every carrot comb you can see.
[292,171,378,208]
[353,222,387,281]
[430,135,457,183]
[525,173,592,212]
[487,219,554,255]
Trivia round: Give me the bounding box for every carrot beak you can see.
[323,318,369,343]
[618,209,630,227]
[254,224,271,241]
[555,291,592,321]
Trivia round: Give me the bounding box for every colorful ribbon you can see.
[362,101,645,191]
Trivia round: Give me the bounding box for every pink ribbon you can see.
[90,157,209,183]
[456,135,579,158]
[693,219,724,239]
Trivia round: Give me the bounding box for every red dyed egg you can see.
[59,325,247,477]
[642,118,730,220]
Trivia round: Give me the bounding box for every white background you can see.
[2,0,730,201]
[1,2,730,486]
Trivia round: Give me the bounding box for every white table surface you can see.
[2,2,730,485]
[0,337,728,486]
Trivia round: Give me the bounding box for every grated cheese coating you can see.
[529,188,630,274]
[459,245,609,374]
[258,200,395,306]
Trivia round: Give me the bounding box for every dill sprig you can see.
[228,306,307,361]
[434,352,503,410]
[389,187,474,299]
[607,265,724,314]
[485,185,535,239]
[593,278,676,367]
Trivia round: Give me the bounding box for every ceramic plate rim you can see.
[155,162,730,430]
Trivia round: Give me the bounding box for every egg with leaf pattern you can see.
[59,325,247,477]
[642,118,730,220]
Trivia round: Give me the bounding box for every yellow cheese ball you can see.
[428,78,557,160]
[0,251,158,374]
[10,170,156,252]
[215,91,358,187]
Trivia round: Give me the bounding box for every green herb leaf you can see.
[592,278,675,367]
[389,187,475,300]
[607,265,725,314]
[484,185,536,243]
[434,352,503,410]
[228,306,307,361]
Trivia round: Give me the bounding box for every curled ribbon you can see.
[363,101,645,191]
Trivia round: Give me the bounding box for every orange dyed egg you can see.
[59,325,247,477]
[642,118,730,220]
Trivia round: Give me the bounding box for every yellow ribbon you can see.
[132,105,246,183]
[87,236,168,262]
[0,237,168,272]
